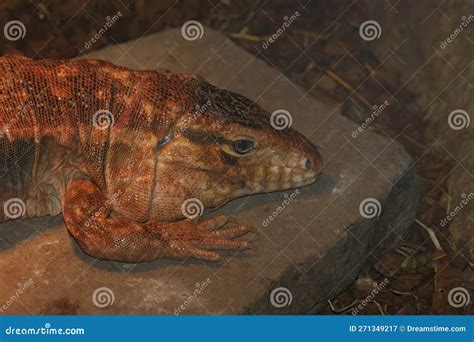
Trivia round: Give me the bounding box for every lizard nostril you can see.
[304,158,312,170]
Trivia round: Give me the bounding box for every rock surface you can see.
[0,28,419,314]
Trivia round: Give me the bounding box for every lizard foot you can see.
[144,216,254,262]
[63,179,254,262]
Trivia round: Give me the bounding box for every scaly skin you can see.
[0,55,322,263]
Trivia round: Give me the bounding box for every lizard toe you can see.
[198,215,235,229]
[197,236,251,251]
[186,245,222,262]
[206,224,251,239]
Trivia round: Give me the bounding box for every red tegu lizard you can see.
[0,55,322,263]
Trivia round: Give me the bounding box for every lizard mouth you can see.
[243,172,318,194]
[236,149,322,195]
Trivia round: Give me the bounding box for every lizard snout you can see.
[290,132,323,186]
[290,152,322,187]
[257,133,323,193]
[300,145,323,178]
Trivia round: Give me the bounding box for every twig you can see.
[230,32,268,42]
[292,29,329,41]
[325,69,373,109]
[372,300,385,315]
[364,63,376,74]
[398,274,424,280]
[447,185,452,216]
[396,247,410,257]
[385,289,421,313]
[415,219,442,251]
[400,241,426,252]
[385,289,418,298]
[401,133,428,150]
[328,299,361,313]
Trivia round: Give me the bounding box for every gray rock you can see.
[0,28,419,314]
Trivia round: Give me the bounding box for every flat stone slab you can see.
[0,28,419,314]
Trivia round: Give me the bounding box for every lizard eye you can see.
[233,139,253,154]
[156,132,172,151]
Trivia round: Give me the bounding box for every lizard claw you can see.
[205,224,250,239]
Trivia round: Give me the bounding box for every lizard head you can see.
[151,80,323,219]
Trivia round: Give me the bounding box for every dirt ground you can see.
[0,0,472,315]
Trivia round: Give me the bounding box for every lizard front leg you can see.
[62,179,252,263]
